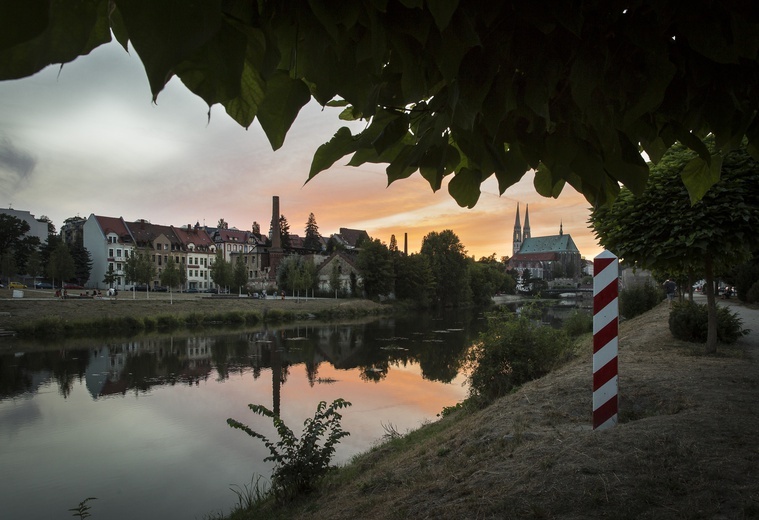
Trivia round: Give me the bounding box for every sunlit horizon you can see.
[0,41,603,262]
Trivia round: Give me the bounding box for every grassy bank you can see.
[211,302,759,519]
[0,292,392,344]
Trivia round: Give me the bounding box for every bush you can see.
[733,262,759,302]
[619,282,662,319]
[669,301,748,344]
[563,310,593,338]
[156,315,181,331]
[466,309,574,403]
[747,281,759,304]
[227,399,352,502]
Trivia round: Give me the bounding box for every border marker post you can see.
[593,250,619,430]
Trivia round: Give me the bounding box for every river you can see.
[0,310,486,520]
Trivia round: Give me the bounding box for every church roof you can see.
[518,234,579,254]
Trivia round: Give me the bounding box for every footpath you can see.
[695,291,759,352]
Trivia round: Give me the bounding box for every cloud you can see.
[0,136,37,190]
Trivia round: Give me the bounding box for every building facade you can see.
[509,204,581,280]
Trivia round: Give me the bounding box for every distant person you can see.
[663,279,677,306]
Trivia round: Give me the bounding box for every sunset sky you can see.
[0,40,602,260]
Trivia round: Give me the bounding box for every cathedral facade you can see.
[509,204,581,280]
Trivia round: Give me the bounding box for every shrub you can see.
[747,281,759,304]
[669,301,748,344]
[227,398,352,502]
[466,309,574,403]
[619,282,662,319]
[563,309,593,338]
[156,315,182,331]
[733,262,759,302]
[264,308,285,322]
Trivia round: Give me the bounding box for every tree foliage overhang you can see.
[2,0,759,208]
[589,141,759,274]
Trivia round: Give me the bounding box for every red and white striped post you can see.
[593,250,619,430]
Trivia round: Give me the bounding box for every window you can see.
[164,244,168,250]
[117,263,122,270]
[109,249,114,258]
[124,250,129,258]
[116,249,122,257]
[156,244,160,250]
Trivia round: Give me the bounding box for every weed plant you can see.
[227,398,352,503]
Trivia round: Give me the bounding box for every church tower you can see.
[523,204,531,240]
[513,203,522,256]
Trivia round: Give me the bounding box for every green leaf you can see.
[115,0,224,100]
[223,29,267,128]
[428,0,458,31]
[174,22,247,107]
[448,167,482,208]
[681,154,723,204]
[257,71,312,150]
[372,112,409,155]
[307,127,358,182]
[0,0,111,80]
[534,164,565,198]
[0,0,50,51]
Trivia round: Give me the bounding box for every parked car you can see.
[35,282,54,289]
[8,282,27,289]
[63,283,84,290]
[153,285,168,292]
[185,288,200,293]
[130,285,149,291]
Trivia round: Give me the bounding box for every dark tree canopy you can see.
[2,2,758,207]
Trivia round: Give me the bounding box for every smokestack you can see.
[404,233,408,255]
[271,196,281,249]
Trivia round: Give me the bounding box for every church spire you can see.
[512,203,522,256]
[523,204,531,239]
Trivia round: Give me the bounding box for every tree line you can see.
[0,214,91,288]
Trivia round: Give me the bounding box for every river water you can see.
[0,310,486,520]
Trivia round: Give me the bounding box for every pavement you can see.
[694,292,759,351]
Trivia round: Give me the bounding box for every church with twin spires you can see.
[508,203,581,280]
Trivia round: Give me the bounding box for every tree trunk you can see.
[704,256,718,354]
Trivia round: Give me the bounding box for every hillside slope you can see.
[280,301,759,519]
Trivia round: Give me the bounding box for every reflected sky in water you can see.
[0,313,479,520]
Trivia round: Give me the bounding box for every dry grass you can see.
[272,303,759,520]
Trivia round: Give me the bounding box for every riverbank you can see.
[222,298,759,519]
[0,291,391,346]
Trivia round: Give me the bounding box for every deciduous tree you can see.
[233,255,248,294]
[590,142,759,353]
[47,241,75,287]
[356,239,394,300]
[420,230,471,307]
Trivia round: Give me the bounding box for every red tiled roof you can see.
[95,215,131,241]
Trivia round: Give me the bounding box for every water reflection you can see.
[0,303,590,520]
[0,310,485,406]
